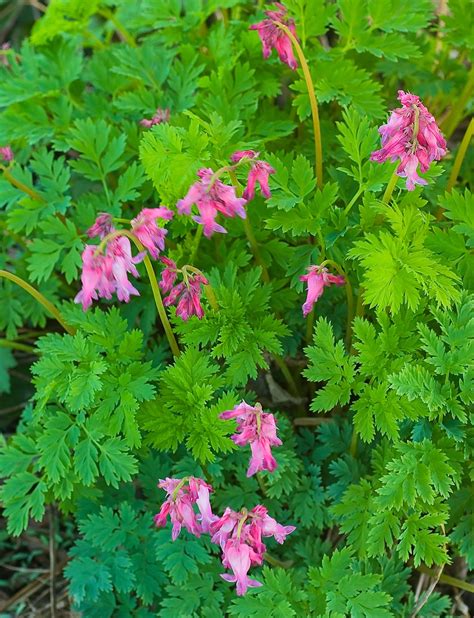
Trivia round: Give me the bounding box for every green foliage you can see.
[141,347,236,463]
[0,0,471,613]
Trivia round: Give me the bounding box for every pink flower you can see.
[220,540,263,596]
[175,273,208,321]
[212,505,295,595]
[300,265,345,317]
[177,168,247,237]
[249,3,298,70]
[87,213,114,239]
[154,477,215,540]
[74,236,144,310]
[159,257,178,293]
[371,90,447,191]
[107,236,143,302]
[231,150,275,201]
[74,246,115,310]
[140,107,170,128]
[220,401,282,476]
[131,207,174,259]
[0,145,13,163]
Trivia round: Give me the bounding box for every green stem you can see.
[263,553,294,569]
[98,230,180,357]
[98,8,137,47]
[382,170,399,204]
[229,170,271,283]
[446,117,473,192]
[305,309,315,344]
[321,259,354,350]
[344,186,364,216]
[204,284,219,311]
[441,67,474,138]
[190,225,203,263]
[276,23,323,188]
[0,340,36,353]
[416,566,474,594]
[0,166,45,202]
[273,354,299,396]
[243,217,270,283]
[0,270,75,335]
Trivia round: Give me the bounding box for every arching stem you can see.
[275,22,323,188]
[0,270,75,335]
[0,166,45,202]
[446,117,473,193]
[98,230,180,357]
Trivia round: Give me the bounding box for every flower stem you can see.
[190,225,203,263]
[228,170,270,283]
[204,284,219,311]
[98,230,180,357]
[98,8,137,47]
[0,270,75,335]
[320,259,354,350]
[382,170,399,204]
[446,117,473,193]
[273,354,299,396]
[305,310,315,344]
[344,186,364,216]
[0,339,36,353]
[0,166,45,202]
[441,67,474,138]
[275,23,323,188]
[416,565,474,594]
[243,217,270,283]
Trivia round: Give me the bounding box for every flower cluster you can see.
[231,150,276,201]
[159,258,209,321]
[220,401,282,477]
[1,42,10,68]
[154,477,216,540]
[75,208,172,311]
[74,238,144,310]
[154,477,295,596]
[300,265,346,317]
[0,145,13,163]
[177,168,247,237]
[371,90,447,191]
[250,2,298,70]
[177,151,275,237]
[140,107,170,128]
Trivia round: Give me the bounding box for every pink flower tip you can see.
[300,265,345,317]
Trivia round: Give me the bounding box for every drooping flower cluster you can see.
[74,238,144,310]
[154,477,216,540]
[300,265,345,317]
[220,401,282,477]
[250,2,298,70]
[159,258,208,320]
[177,168,247,237]
[75,208,173,311]
[371,90,447,191]
[212,505,295,595]
[177,151,275,237]
[140,107,170,128]
[154,477,295,596]
[0,145,13,163]
[131,207,174,258]
[231,150,276,201]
